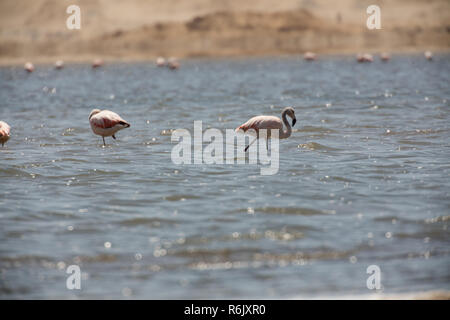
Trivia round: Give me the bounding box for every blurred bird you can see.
[24,62,34,72]
[304,52,317,61]
[380,52,390,61]
[156,57,166,67]
[167,57,180,70]
[55,60,64,69]
[92,59,104,68]
[357,53,373,63]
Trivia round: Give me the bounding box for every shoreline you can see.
[1,47,449,67]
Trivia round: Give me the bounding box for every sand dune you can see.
[0,0,449,63]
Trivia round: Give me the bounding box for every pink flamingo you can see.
[92,59,104,68]
[156,57,166,67]
[380,52,390,61]
[236,107,296,151]
[0,121,11,147]
[55,60,64,69]
[424,51,433,61]
[24,62,34,72]
[167,57,180,70]
[356,53,373,63]
[89,109,130,146]
[304,52,317,61]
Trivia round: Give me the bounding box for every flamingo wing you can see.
[91,111,129,129]
[0,121,10,136]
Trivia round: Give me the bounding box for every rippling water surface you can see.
[0,55,449,299]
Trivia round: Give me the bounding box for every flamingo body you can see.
[24,62,34,72]
[89,109,130,145]
[156,57,166,67]
[236,115,283,134]
[357,53,373,63]
[304,52,317,61]
[167,57,180,70]
[55,60,64,69]
[92,59,103,68]
[0,121,11,146]
[380,53,390,61]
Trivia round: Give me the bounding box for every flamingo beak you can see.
[292,118,297,126]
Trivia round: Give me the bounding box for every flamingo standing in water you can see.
[424,51,433,61]
[304,52,317,61]
[156,57,166,67]
[236,107,297,151]
[24,62,34,72]
[55,60,64,69]
[89,109,130,146]
[92,59,104,68]
[357,53,373,63]
[0,121,11,147]
[380,52,390,61]
[167,57,180,70]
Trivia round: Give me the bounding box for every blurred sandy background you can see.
[0,0,449,64]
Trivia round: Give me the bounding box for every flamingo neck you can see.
[280,110,292,139]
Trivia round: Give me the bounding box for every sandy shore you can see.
[0,0,449,65]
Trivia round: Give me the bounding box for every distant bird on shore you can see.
[304,52,317,61]
[24,62,34,72]
[236,107,296,151]
[357,53,373,63]
[167,57,180,70]
[156,57,166,67]
[0,121,11,147]
[424,51,433,61]
[92,59,104,68]
[89,109,130,146]
[380,53,390,61]
[363,54,373,62]
[55,60,64,69]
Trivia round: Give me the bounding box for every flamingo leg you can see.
[102,136,106,146]
[245,137,257,152]
[266,138,269,151]
[112,134,116,140]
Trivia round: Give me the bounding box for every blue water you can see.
[0,54,449,299]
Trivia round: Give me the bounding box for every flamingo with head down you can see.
[236,107,297,151]
[89,109,130,146]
